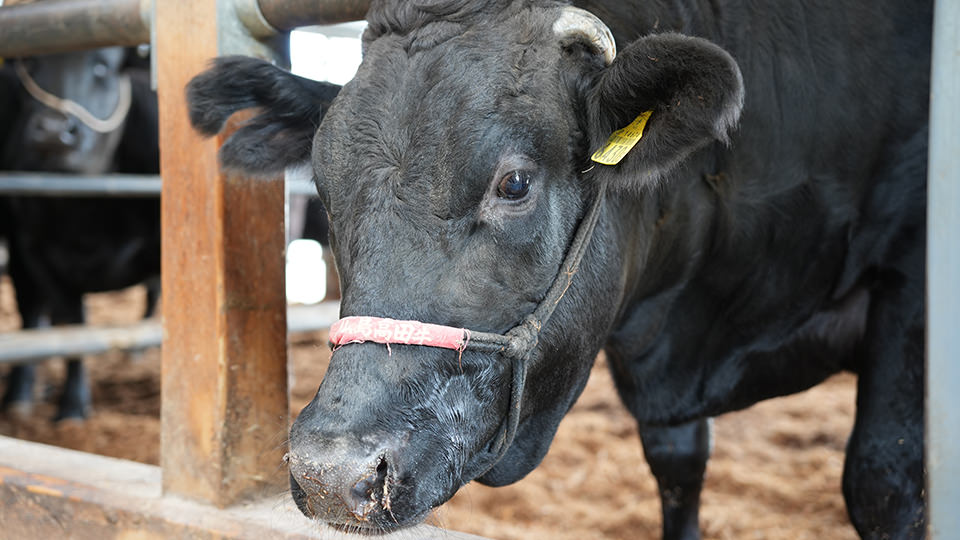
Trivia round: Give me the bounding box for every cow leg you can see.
[639,419,710,540]
[55,358,90,421]
[2,257,48,416]
[2,365,36,416]
[843,278,925,538]
[51,299,91,421]
[143,276,161,318]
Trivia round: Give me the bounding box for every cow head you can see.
[188,1,742,532]
[3,47,130,174]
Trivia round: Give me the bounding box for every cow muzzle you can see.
[288,432,407,530]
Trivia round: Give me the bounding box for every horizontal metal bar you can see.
[0,173,318,197]
[0,0,368,57]
[0,173,161,197]
[257,0,370,33]
[0,0,150,58]
[287,302,340,334]
[0,302,339,363]
[0,319,161,364]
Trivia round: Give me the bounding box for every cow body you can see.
[0,48,161,420]
[188,1,930,538]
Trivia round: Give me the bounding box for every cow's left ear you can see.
[586,33,744,186]
[187,56,341,177]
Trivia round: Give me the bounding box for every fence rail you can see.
[0,0,371,57]
[0,172,318,197]
[0,302,339,364]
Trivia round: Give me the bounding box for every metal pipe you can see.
[0,0,150,58]
[0,173,161,197]
[0,303,339,363]
[0,320,162,364]
[0,0,368,58]
[0,173,318,196]
[256,0,370,33]
[927,0,960,537]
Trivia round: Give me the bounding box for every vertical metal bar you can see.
[156,0,288,507]
[927,0,960,537]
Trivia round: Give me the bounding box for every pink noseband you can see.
[329,316,470,352]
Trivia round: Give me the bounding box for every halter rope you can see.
[15,60,132,134]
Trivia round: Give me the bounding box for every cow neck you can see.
[328,180,609,478]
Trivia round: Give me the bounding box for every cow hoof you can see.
[53,400,91,422]
[3,400,35,420]
[53,410,89,423]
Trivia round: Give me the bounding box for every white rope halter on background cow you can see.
[14,60,132,134]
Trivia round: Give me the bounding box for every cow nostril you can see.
[349,455,390,516]
[59,119,79,146]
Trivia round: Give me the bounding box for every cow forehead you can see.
[316,17,572,185]
[314,12,571,214]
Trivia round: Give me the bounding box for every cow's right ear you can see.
[585,33,744,189]
[186,56,341,177]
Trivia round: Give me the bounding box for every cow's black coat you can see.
[187,1,930,538]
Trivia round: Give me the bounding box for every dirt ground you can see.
[0,276,859,540]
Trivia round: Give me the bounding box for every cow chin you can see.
[289,470,434,533]
[476,406,566,487]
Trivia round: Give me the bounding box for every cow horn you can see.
[552,6,616,65]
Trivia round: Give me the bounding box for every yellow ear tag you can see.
[590,110,653,166]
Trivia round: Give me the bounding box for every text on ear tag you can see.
[591,110,653,166]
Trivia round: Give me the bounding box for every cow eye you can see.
[497,170,532,200]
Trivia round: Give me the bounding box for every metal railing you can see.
[0,0,371,57]
[927,0,960,537]
[0,302,339,363]
[0,173,318,196]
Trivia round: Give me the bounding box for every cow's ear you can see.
[586,33,743,187]
[186,56,341,177]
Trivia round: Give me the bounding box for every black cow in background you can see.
[0,47,338,421]
[0,62,17,274]
[0,47,160,420]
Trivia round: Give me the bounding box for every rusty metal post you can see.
[0,0,369,57]
[156,0,288,507]
[254,0,370,33]
[0,0,150,57]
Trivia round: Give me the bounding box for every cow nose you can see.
[27,111,79,148]
[58,118,80,146]
[288,443,395,524]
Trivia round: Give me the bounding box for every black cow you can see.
[0,48,160,420]
[187,1,930,538]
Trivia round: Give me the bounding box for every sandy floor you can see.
[0,277,859,539]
